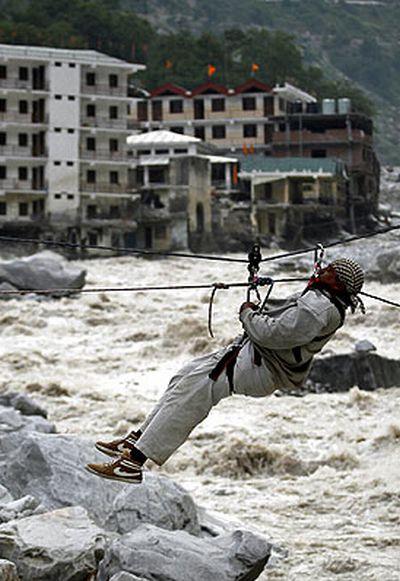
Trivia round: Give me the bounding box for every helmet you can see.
[330,258,364,296]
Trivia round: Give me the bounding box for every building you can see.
[132,80,316,155]
[0,43,144,247]
[239,156,349,244]
[127,130,238,251]
[270,102,380,228]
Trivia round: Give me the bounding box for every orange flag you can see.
[249,144,255,154]
[251,63,259,73]
[242,143,248,155]
[232,164,238,185]
[165,59,173,69]
[207,64,216,77]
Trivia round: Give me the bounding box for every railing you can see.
[0,112,48,124]
[0,78,49,91]
[0,179,47,192]
[80,181,133,194]
[81,117,127,130]
[81,84,128,98]
[82,212,136,224]
[80,149,128,162]
[272,129,372,146]
[0,146,47,158]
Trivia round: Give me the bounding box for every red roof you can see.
[150,83,188,97]
[191,81,229,96]
[234,79,273,95]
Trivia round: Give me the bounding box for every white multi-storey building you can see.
[0,44,144,247]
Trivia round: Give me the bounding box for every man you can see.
[86,257,364,483]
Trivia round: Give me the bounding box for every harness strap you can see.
[209,345,242,393]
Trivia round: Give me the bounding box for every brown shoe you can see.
[95,430,139,458]
[85,453,143,484]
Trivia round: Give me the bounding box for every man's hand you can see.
[239,301,258,314]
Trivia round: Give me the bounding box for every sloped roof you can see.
[150,83,189,97]
[191,82,229,96]
[239,155,347,176]
[0,44,144,70]
[234,79,273,95]
[127,130,200,146]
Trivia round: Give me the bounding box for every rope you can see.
[359,290,400,309]
[0,235,247,264]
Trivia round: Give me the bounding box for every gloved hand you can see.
[239,301,258,314]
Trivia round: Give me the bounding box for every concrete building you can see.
[239,156,349,244]
[132,80,316,155]
[127,130,238,251]
[0,43,144,247]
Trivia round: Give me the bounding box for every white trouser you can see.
[136,342,276,465]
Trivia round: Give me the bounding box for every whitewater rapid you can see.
[0,249,399,580]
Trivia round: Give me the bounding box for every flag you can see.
[207,64,216,77]
[232,164,238,186]
[251,63,259,73]
[249,144,255,154]
[165,59,173,69]
[242,143,248,156]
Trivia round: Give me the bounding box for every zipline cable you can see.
[359,290,400,309]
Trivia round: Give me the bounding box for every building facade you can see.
[0,44,144,247]
[131,80,316,155]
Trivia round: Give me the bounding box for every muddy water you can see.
[0,250,399,580]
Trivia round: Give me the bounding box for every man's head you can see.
[328,258,364,297]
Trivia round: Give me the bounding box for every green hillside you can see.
[127,0,400,164]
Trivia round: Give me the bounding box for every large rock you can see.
[0,495,42,524]
[305,351,400,394]
[0,506,110,580]
[0,251,86,295]
[97,523,271,581]
[0,393,48,418]
[0,559,19,581]
[0,432,200,536]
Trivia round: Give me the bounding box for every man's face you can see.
[319,265,346,293]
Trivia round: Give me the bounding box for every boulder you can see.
[97,523,271,581]
[0,251,86,296]
[110,574,148,581]
[0,559,19,581]
[304,351,400,394]
[0,495,41,524]
[0,406,55,461]
[0,432,200,536]
[0,506,110,581]
[0,393,48,418]
[0,484,13,505]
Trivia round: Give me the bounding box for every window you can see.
[87,170,96,183]
[212,125,226,139]
[19,100,28,114]
[137,101,148,121]
[169,99,183,114]
[110,171,119,184]
[86,104,96,117]
[109,205,120,219]
[19,67,29,81]
[155,224,167,240]
[87,204,97,218]
[68,96,75,101]
[54,127,62,132]
[86,72,96,86]
[109,106,118,119]
[174,148,188,154]
[0,166,6,179]
[212,98,225,112]
[0,66,7,79]
[88,232,98,245]
[67,161,74,167]
[18,167,28,180]
[55,95,62,100]
[55,62,62,67]
[69,63,76,68]
[54,161,61,166]
[0,202,6,215]
[109,74,118,88]
[54,194,62,199]
[155,149,169,155]
[109,138,119,152]
[67,194,74,199]
[18,133,28,147]
[194,127,205,140]
[67,129,75,134]
[170,126,184,134]
[243,124,257,138]
[0,132,6,146]
[86,137,96,151]
[138,149,151,156]
[0,99,6,112]
[311,149,327,158]
[149,167,165,183]
[19,202,28,216]
[242,96,256,111]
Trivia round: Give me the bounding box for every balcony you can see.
[272,128,372,147]
[81,84,127,98]
[80,181,133,195]
[0,78,48,91]
[81,117,127,130]
[0,112,48,125]
[0,146,47,159]
[0,179,47,193]
[80,149,128,162]
[82,211,137,227]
